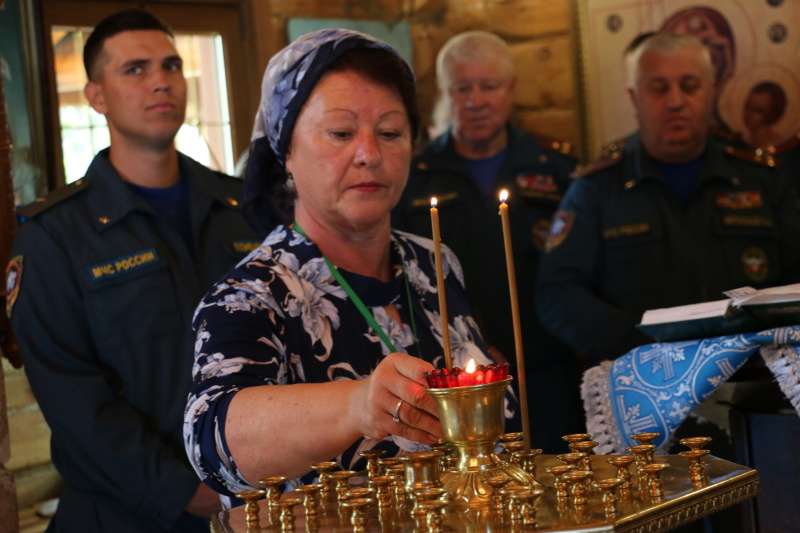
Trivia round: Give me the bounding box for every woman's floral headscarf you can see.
[243,29,415,237]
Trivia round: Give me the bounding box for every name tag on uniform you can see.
[603,222,651,239]
[722,215,774,228]
[231,240,261,255]
[88,248,160,282]
[716,191,763,210]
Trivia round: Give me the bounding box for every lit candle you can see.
[499,190,531,451]
[430,197,453,370]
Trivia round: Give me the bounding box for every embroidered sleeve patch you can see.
[6,256,22,319]
[544,210,574,253]
[88,248,160,282]
[742,247,768,283]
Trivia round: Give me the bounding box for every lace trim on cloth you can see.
[581,361,624,454]
[761,344,800,416]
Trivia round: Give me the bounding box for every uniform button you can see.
[417,162,428,170]
[98,216,110,224]
[539,154,548,163]
[624,180,635,189]
[731,177,740,186]
[226,197,238,206]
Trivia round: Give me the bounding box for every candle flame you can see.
[499,189,509,203]
[465,358,476,373]
[431,197,438,208]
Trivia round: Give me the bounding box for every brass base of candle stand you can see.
[426,378,538,507]
[212,453,759,533]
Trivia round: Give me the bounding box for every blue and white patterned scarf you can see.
[583,326,800,453]
[242,29,414,237]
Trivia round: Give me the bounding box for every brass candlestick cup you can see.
[425,377,535,507]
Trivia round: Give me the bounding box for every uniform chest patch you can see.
[232,240,261,256]
[88,248,160,282]
[742,247,768,283]
[545,210,574,253]
[6,256,22,319]
[516,174,561,201]
[716,191,763,210]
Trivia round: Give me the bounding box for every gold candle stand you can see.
[425,377,536,507]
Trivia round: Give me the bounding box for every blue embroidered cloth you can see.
[583,326,800,454]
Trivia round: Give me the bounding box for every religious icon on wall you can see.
[573,0,800,158]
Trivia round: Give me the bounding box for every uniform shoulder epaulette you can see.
[571,151,623,178]
[599,137,626,160]
[16,178,91,221]
[767,130,800,156]
[722,145,778,169]
[529,131,577,157]
[710,126,747,148]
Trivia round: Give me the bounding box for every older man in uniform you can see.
[392,31,583,451]
[5,10,259,533]
[537,32,800,365]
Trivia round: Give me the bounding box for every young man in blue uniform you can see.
[537,32,800,365]
[5,10,258,532]
[392,31,584,451]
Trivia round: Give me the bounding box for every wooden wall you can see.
[264,0,579,146]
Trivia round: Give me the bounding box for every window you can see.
[52,27,234,182]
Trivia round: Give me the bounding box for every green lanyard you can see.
[292,223,420,356]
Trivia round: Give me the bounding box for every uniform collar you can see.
[84,149,237,232]
[416,126,543,174]
[626,133,741,189]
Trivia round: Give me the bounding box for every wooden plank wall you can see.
[265,0,578,146]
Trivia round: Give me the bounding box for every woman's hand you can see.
[349,353,443,445]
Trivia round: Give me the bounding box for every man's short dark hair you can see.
[83,9,174,81]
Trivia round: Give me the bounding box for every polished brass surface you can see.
[310,462,338,495]
[626,444,656,470]
[340,498,374,532]
[258,476,287,510]
[606,455,635,492]
[358,449,386,480]
[425,378,535,506]
[235,489,265,526]
[562,433,591,451]
[511,448,542,480]
[570,441,599,471]
[680,436,713,451]
[328,470,358,501]
[400,450,443,493]
[211,452,760,533]
[680,449,712,487]
[631,432,661,446]
[294,484,322,517]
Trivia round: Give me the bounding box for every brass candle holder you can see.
[425,377,536,507]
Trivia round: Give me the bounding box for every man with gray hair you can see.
[393,31,583,451]
[537,32,800,364]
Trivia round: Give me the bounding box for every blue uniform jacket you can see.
[536,133,800,364]
[8,150,260,532]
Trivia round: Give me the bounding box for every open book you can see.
[637,283,800,342]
